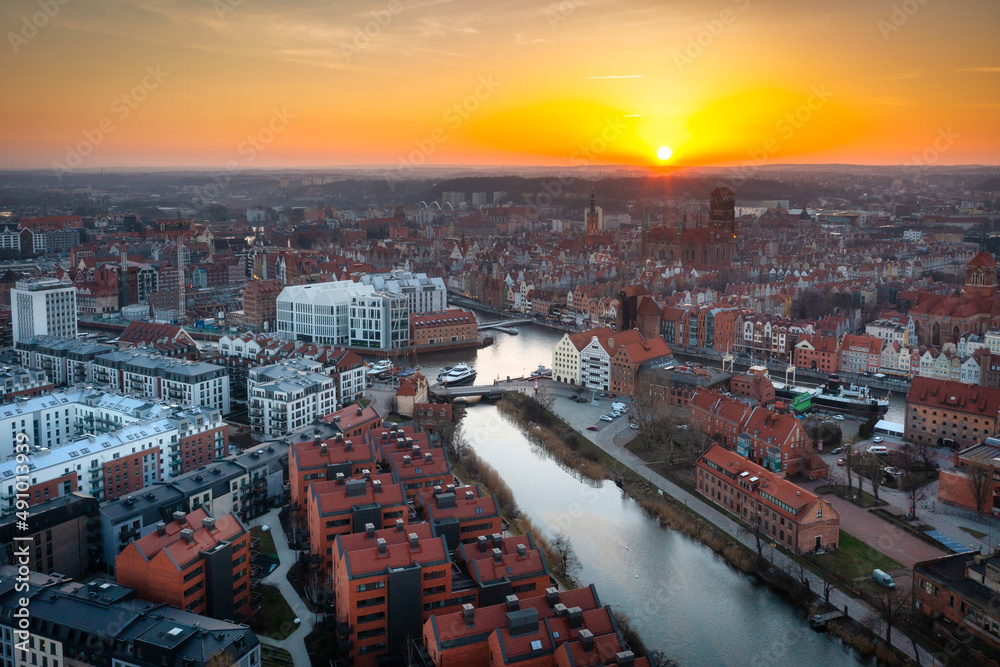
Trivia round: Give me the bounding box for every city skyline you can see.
[2,0,1000,171]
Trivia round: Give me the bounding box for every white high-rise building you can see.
[350,292,409,350]
[11,279,78,341]
[276,280,375,344]
[358,271,447,314]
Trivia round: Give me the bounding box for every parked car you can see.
[586,425,599,431]
[837,459,844,466]
[600,415,613,422]
[867,445,889,455]
[873,436,884,443]
[832,414,845,421]
[830,447,841,455]
[629,423,639,430]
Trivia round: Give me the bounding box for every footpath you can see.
[254,507,315,667]
[547,398,938,666]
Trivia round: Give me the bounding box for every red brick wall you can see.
[26,473,76,506]
[938,469,994,515]
[180,426,226,474]
[103,448,160,501]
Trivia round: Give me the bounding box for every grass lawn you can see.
[359,398,371,407]
[812,531,903,580]
[260,645,294,667]
[960,525,988,540]
[251,526,277,556]
[249,585,298,640]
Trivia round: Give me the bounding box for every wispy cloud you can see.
[586,75,643,79]
[956,67,1000,73]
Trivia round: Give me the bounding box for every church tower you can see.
[586,189,602,236]
[965,250,998,300]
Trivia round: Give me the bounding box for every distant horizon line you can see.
[1,162,999,175]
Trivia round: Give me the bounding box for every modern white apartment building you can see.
[275,280,374,344]
[248,359,338,437]
[349,291,409,350]
[91,350,231,414]
[16,336,116,386]
[358,271,447,313]
[0,400,225,508]
[580,335,612,391]
[11,278,78,340]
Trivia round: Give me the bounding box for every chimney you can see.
[172,511,186,524]
[356,406,363,416]
[579,629,594,652]
[411,444,421,458]
[395,519,405,532]
[505,595,519,611]
[423,452,433,463]
[465,490,474,500]
[365,523,375,538]
[615,651,635,666]
[381,431,388,442]
[433,485,442,495]
[462,603,475,626]
[553,603,568,617]
[336,433,343,441]
[446,484,455,494]
[372,479,382,494]
[362,468,370,480]
[336,472,345,485]
[516,544,527,558]
[567,606,583,629]
[491,533,502,548]
[492,547,503,563]
[396,437,405,449]
[403,455,411,466]
[320,443,328,455]
[545,587,559,607]
[202,517,216,532]
[344,439,353,452]
[156,521,167,536]
[477,536,488,552]
[180,528,194,544]
[376,538,387,555]
[408,533,419,550]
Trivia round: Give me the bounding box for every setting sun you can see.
[657,146,673,161]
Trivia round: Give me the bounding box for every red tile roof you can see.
[343,535,449,580]
[907,376,1000,415]
[130,508,246,570]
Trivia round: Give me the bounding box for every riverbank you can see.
[498,391,922,665]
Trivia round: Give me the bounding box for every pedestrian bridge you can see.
[477,319,532,331]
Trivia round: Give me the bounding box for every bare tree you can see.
[867,584,910,646]
[445,425,471,464]
[534,381,555,410]
[968,462,994,519]
[843,443,856,497]
[822,577,835,603]
[740,512,768,561]
[899,443,928,519]
[550,531,581,582]
[648,650,680,667]
[628,372,680,460]
[911,439,937,471]
[866,455,885,505]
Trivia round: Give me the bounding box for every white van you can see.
[872,569,895,588]
[867,445,889,455]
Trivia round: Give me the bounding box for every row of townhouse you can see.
[551,327,672,393]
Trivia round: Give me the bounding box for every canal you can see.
[410,320,864,664]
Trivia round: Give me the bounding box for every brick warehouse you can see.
[696,444,840,554]
[905,377,1000,450]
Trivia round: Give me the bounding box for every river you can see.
[410,321,863,664]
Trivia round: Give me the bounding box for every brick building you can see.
[608,335,672,397]
[838,334,884,374]
[696,445,840,553]
[115,508,252,621]
[729,373,775,406]
[689,391,752,448]
[913,552,1000,650]
[793,334,841,372]
[937,442,1000,517]
[333,527,457,666]
[397,372,429,417]
[414,403,453,434]
[388,447,453,502]
[0,492,99,578]
[243,279,282,331]
[459,534,551,606]
[411,309,478,346]
[307,473,408,574]
[905,377,1000,449]
[288,435,378,518]
[416,485,502,551]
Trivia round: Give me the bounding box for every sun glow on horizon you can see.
[657,146,673,161]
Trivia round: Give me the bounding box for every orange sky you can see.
[2,0,999,170]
